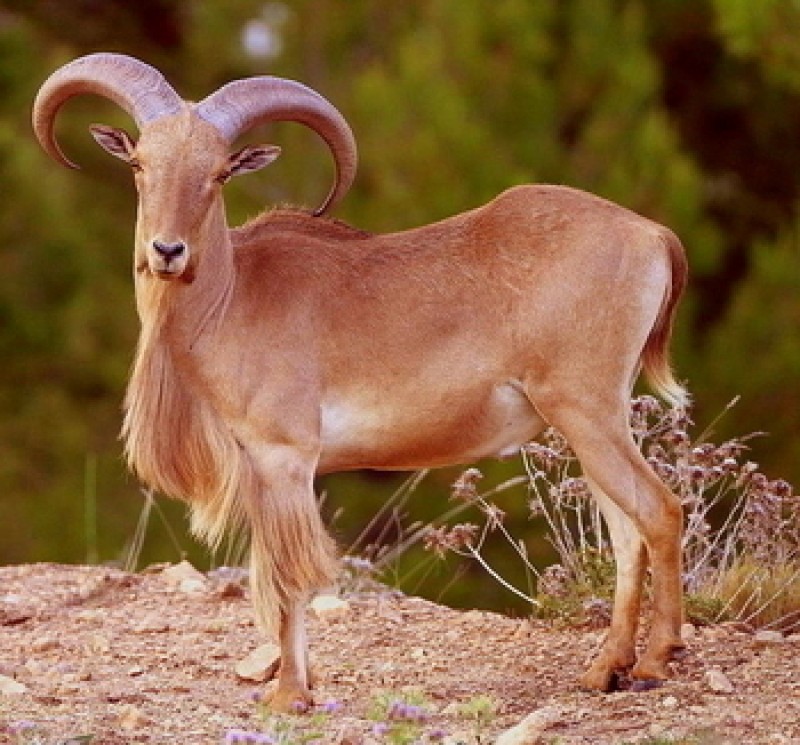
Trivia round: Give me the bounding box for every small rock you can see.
[161,560,209,594]
[310,595,351,622]
[132,617,171,634]
[754,629,785,645]
[118,704,147,730]
[31,636,59,653]
[87,634,111,654]
[495,705,564,745]
[201,619,226,634]
[439,702,462,717]
[462,609,486,623]
[178,578,209,595]
[661,695,679,708]
[513,620,531,639]
[705,668,734,693]
[235,642,280,682]
[444,732,472,744]
[681,622,697,641]
[127,666,145,677]
[0,674,27,695]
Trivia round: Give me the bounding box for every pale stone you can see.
[235,642,281,682]
[754,629,785,645]
[119,704,147,730]
[201,619,226,634]
[513,620,531,639]
[495,705,564,744]
[0,674,27,695]
[681,622,697,641]
[310,594,351,622]
[444,732,472,744]
[705,668,734,693]
[161,560,209,592]
[87,634,111,654]
[132,616,171,634]
[178,578,209,595]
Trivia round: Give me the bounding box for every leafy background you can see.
[0,0,797,611]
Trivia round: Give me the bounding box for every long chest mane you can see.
[120,319,248,547]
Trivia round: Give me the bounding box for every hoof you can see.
[261,683,313,714]
[580,651,637,693]
[580,665,622,693]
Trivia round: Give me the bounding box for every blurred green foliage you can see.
[0,0,797,611]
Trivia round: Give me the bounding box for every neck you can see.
[134,215,235,349]
[123,224,238,503]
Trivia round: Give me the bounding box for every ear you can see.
[89,124,137,163]
[220,144,281,183]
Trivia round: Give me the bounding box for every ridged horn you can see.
[196,77,357,215]
[33,52,183,169]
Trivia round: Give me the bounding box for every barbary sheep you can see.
[33,53,689,712]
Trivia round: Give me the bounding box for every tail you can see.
[642,227,690,410]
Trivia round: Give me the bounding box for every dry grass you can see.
[423,395,800,631]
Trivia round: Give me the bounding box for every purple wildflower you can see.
[319,698,343,715]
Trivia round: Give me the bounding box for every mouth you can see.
[150,263,195,284]
[153,266,180,279]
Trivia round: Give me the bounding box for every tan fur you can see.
[123,183,690,707]
[122,260,339,640]
[641,227,690,408]
[36,60,691,712]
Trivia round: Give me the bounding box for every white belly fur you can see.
[319,380,545,471]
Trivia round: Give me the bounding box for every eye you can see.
[129,158,143,173]
[214,169,231,185]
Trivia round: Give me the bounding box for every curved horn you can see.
[33,52,183,169]
[196,78,357,216]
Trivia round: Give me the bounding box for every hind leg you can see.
[580,477,648,690]
[540,398,685,688]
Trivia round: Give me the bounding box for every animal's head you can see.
[32,53,357,281]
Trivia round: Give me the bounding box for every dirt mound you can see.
[1,564,798,743]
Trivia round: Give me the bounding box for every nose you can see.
[152,240,186,264]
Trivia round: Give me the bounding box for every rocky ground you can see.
[0,563,799,744]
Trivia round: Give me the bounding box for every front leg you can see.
[264,599,313,712]
[241,442,340,713]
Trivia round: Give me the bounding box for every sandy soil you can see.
[0,563,798,744]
